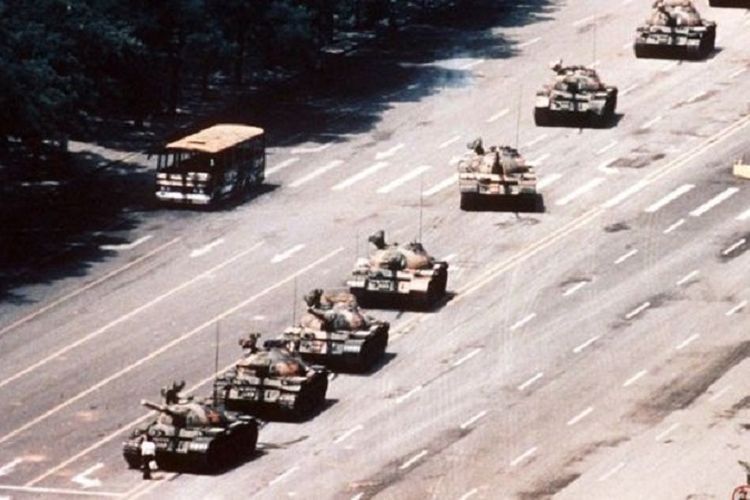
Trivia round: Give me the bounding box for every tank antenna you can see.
[418,174,424,243]
[515,85,523,149]
[212,321,220,405]
[291,277,298,326]
[592,17,597,66]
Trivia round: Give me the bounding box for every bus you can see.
[155,124,265,206]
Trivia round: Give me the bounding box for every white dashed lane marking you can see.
[655,423,680,441]
[676,270,699,286]
[486,108,510,123]
[270,244,306,264]
[556,178,605,206]
[289,160,343,187]
[614,248,638,265]
[518,37,542,49]
[623,370,647,387]
[726,301,747,317]
[399,450,428,470]
[439,135,461,149]
[510,446,538,467]
[423,175,457,197]
[645,184,694,213]
[567,406,594,426]
[332,162,390,191]
[689,187,739,217]
[722,238,746,256]
[663,218,685,234]
[375,143,405,160]
[377,165,432,194]
[100,235,153,252]
[190,238,225,258]
[518,372,543,391]
[265,157,299,176]
[460,410,488,430]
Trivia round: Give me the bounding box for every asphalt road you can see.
[1,0,749,499]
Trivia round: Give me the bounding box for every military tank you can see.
[348,230,448,310]
[213,334,329,421]
[534,61,618,128]
[634,0,716,59]
[279,289,389,372]
[457,139,538,210]
[122,382,259,472]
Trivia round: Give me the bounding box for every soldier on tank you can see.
[239,333,261,355]
[161,381,185,405]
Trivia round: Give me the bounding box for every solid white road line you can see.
[623,370,648,387]
[0,459,22,477]
[375,143,405,160]
[690,187,740,217]
[400,450,428,470]
[625,301,651,320]
[537,173,562,190]
[614,249,638,265]
[645,184,695,213]
[709,385,732,402]
[0,247,344,448]
[291,143,330,154]
[518,37,542,49]
[510,313,536,331]
[602,180,650,208]
[190,238,225,258]
[567,406,594,426]
[269,466,300,486]
[460,410,488,430]
[0,237,181,339]
[332,162,390,191]
[722,238,746,256]
[396,385,423,404]
[736,207,750,221]
[265,157,299,176]
[563,281,589,297]
[573,335,600,354]
[518,372,543,391]
[556,177,605,206]
[510,446,538,467]
[377,165,432,194]
[459,488,479,500]
[71,463,103,489]
[0,485,121,497]
[100,235,153,252]
[289,160,343,187]
[598,462,626,482]
[676,270,700,286]
[726,300,747,316]
[453,348,482,368]
[424,175,457,197]
[270,244,306,263]
[663,218,685,234]
[596,140,618,155]
[676,334,700,350]
[334,424,364,444]
[529,153,551,166]
[439,135,461,149]
[523,134,548,148]
[597,157,619,175]
[655,423,680,441]
[621,83,639,96]
[486,108,510,123]
[640,115,663,130]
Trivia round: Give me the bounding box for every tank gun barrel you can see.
[141,399,172,415]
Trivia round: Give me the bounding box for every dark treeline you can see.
[0,0,458,147]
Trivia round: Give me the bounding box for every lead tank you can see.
[634,0,716,59]
[279,289,389,372]
[457,139,538,210]
[122,382,259,472]
[534,61,618,128]
[348,230,448,310]
[213,334,328,421]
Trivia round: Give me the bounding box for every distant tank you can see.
[279,289,389,372]
[348,230,448,310]
[534,61,618,127]
[457,139,538,210]
[213,334,329,421]
[708,0,749,6]
[122,382,259,472]
[634,0,716,59]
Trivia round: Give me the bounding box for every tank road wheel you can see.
[533,108,551,127]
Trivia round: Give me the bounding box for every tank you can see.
[708,0,749,6]
[347,230,448,310]
[213,334,329,421]
[122,382,259,472]
[534,61,618,128]
[634,0,716,59]
[279,289,389,372]
[457,139,538,210]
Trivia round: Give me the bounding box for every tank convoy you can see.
[457,138,538,211]
[279,289,389,372]
[634,0,716,59]
[534,61,618,128]
[348,230,448,310]
[122,382,259,472]
[213,334,329,421]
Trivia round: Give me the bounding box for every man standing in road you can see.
[140,435,156,480]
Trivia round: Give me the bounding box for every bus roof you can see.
[165,124,264,154]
